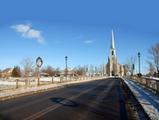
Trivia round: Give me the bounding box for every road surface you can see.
[0,78,138,120]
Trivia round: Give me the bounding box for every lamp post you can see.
[138,52,141,74]
[65,56,68,80]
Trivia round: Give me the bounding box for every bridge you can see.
[1,77,158,120]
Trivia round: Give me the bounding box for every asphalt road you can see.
[0,78,136,120]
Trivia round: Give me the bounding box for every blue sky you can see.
[0,0,159,73]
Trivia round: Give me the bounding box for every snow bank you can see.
[124,79,159,120]
[144,77,159,81]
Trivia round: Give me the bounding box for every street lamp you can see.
[65,56,68,80]
[138,52,141,75]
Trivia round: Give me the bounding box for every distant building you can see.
[60,69,77,77]
[0,68,13,78]
[40,72,49,77]
[106,30,124,76]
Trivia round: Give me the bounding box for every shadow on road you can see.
[0,113,13,120]
[50,97,79,107]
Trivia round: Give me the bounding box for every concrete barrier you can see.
[130,76,159,94]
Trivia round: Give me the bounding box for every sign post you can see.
[36,57,43,86]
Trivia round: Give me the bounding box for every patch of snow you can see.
[144,77,159,81]
[124,79,159,120]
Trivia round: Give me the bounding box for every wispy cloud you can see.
[11,24,45,44]
[83,40,94,44]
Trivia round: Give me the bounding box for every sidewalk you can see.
[124,79,159,120]
[0,77,105,101]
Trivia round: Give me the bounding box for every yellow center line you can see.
[24,82,103,120]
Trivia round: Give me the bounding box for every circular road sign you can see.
[36,57,43,68]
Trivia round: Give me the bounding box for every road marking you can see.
[3,80,100,113]
[24,81,104,120]
[2,89,73,113]
[24,104,61,120]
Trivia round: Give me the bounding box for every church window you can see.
[112,51,114,55]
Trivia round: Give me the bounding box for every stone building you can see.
[106,30,124,76]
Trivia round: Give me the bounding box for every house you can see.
[0,68,13,78]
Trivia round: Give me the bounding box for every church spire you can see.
[111,30,115,49]
[110,29,116,57]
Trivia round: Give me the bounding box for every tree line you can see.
[5,58,106,78]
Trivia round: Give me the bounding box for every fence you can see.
[0,76,104,91]
[129,76,159,94]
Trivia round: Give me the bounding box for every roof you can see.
[2,68,13,73]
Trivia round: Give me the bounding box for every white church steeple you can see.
[110,30,116,57]
[111,30,115,49]
[106,30,125,76]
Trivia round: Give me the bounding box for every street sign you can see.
[36,57,43,68]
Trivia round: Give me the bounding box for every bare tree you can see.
[147,61,156,76]
[89,65,95,77]
[97,64,106,76]
[83,65,89,75]
[54,68,60,77]
[21,58,34,85]
[125,56,136,76]
[123,65,129,76]
[72,66,88,78]
[148,43,159,77]
[73,66,84,76]
[21,58,34,77]
[12,66,21,77]
[42,66,55,77]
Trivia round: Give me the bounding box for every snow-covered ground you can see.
[0,76,93,90]
[0,77,105,101]
[124,79,159,120]
[0,77,63,90]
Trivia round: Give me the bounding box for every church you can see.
[106,30,125,76]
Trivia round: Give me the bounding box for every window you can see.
[112,51,114,55]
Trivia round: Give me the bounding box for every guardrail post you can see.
[60,76,63,83]
[140,77,143,84]
[146,78,148,87]
[143,78,147,85]
[16,79,18,89]
[52,76,54,84]
[156,81,159,94]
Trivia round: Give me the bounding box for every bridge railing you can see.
[128,76,159,94]
[0,76,105,91]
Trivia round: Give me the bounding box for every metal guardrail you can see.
[129,76,159,94]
